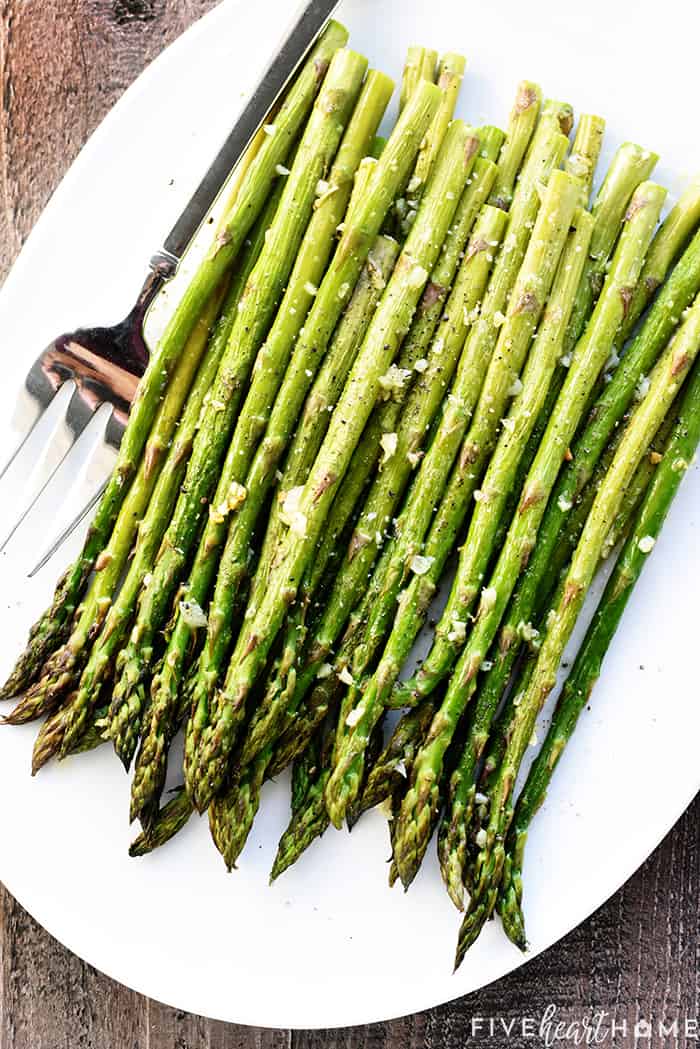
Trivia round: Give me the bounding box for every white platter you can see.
[0,0,698,1029]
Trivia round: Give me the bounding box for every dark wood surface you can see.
[0,3,698,1046]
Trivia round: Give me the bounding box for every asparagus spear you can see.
[260,130,501,650]
[4,277,231,725]
[437,402,675,908]
[125,81,395,812]
[31,703,110,774]
[0,23,347,700]
[187,116,468,811]
[443,389,672,904]
[562,143,659,359]
[177,80,440,758]
[290,732,323,815]
[251,225,397,590]
[469,179,700,707]
[9,166,289,729]
[264,110,568,776]
[294,126,504,605]
[565,114,605,204]
[410,219,600,681]
[295,104,571,707]
[453,224,700,810]
[278,130,503,628]
[411,177,669,701]
[241,197,502,766]
[93,48,370,766]
[131,158,388,819]
[488,81,542,210]
[273,195,505,743]
[624,177,700,335]
[497,360,700,948]
[287,142,503,645]
[399,46,438,113]
[399,53,466,232]
[495,138,667,545]
[325,171,584,826]
[393,181,666,889]
[208,752,269,870]
[456,291,700,964]
[130,235,398,824]
[270,728,334,880]
[128,788,194,858]
[331,131,625,830]
[349,699,436,823]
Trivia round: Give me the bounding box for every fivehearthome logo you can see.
[469,1005,698,1044]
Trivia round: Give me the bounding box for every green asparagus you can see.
[456,290,700,964]
[187,114,468,811]
[393,181,666,889]
[0,22,347,700]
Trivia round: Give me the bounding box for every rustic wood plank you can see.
[0,2,698,1046]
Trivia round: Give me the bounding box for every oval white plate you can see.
[0,0,698,1029]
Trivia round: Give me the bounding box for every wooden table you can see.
[0,3,697,1046]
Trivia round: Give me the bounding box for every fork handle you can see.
[161,0,340,265]
[117,258,177,375]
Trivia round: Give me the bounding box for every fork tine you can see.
[29,480,107,578]
[0,388,108,552]
[0,380,74,484]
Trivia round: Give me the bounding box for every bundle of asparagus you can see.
[3,23,700,972]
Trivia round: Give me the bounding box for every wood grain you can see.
[0,3,698,1046]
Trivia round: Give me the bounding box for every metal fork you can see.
[0,0,340,568]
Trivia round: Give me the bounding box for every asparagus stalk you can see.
[125,76,395,810]
[208,752,269,870]
[290,732,323,815]
[565,114,605,204]
[456,291,700,964]
[4,276,232,725]
[457,224,700,800]
[252,227,397,588]
[270,729,334,881]
[0,23,347,700]
[411,178,668,701]
[393,181,666,889]
[10,165,288,731]
[486,138,664,572]
[497,360,700,948]
[177,80,440,763]
[563,143,659,359]
[623,177,700,335]
[268,110,568,776]
[94,48,370,766]
[410,218,599,685]
[241,190,500,766]
[31,703,109,774]
[324,171,584,827]
[286,132,503,616]
[349,699,435,822]
[488,82,542,210]
[132,158,389,818]
[130,235,398,824]
[187,116,468,812]
[128,788,194,858]
[289,196,506,722]
[600,406,678,558]
[270,779,332,881]
[295,104,571,707]
[437,404,674,909]
[296,126,503,611]
[399,46,438,113]
[290,144,502,639]
[399,53,466,232]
